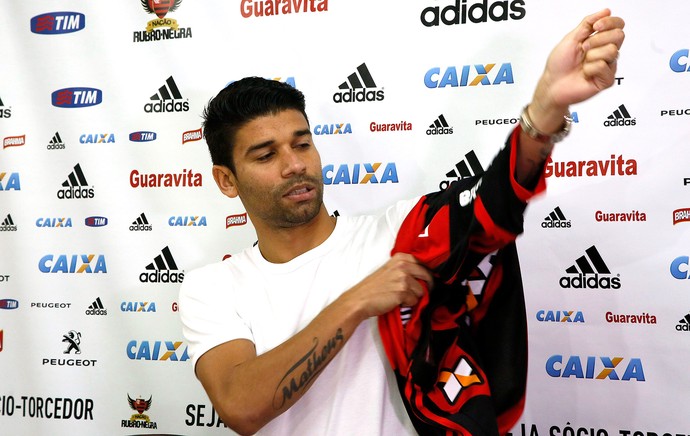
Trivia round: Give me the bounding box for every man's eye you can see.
[257,152,274,161]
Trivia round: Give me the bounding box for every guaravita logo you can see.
[545,155,638,178]
[30,11,86,34]
[604,104,636,127]
[438,150,483,190]
[332,63,384,103]
[241,0,328,18]
[140,246,184,283]
[0,214,17,232]
[130,213,152,231]
[542,206,571,229]
[85,297,107,316]
[420,0,526,27]
[0,96,12,118]
[48,132,66,150]
[144,76,189,113]
[427,114,454,135]
[135,0,192,43]
[57,163,94,199]
[560,245,620,289]
[51,87,102,108]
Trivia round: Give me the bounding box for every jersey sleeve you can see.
[179,262,254,374]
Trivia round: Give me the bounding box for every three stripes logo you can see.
[604,104,636,127]
[0,96,11,118]
[426,114,454,135]
[85,297,107,316]
[144,76,190,113]
[48,131,66,150]
[559,245,621,289]
[438,150,484,190]
[676,313,690,332]
[130,213,152,231]
[0,214,17,231]
[57,163,94,199]
[542,206,571,229]
[139,246,184,283]
[438,356,483,404]
[332,63,384,103]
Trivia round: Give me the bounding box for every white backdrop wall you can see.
[1,1,689,435]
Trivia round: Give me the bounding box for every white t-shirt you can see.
[179,199,419,436]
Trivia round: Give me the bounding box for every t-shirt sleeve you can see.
[179,262,254,374]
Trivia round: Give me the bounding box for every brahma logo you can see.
[30,12,85,34]
[134,0,192,43]
[546,355,645,381]
[126,340,189,361]
[3,135,25,149]
[226,213,248,228]
[51,88,102,108]
[38,254,107,274]
[420,0,526,27]
[129,131,157,142]
[673,208,690,225]
[182,128,202,144]
[425,63,514,88]
[0,172,21,191]
[322,162,398,185]
[240,0,329,18]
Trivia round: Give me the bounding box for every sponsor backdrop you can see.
[0,1,688,435]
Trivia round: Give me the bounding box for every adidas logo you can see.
[676,313,690,332]
[0,96,11,118]
[130,213,152,231]
[559,245,621,289]
[139,246,184,283]
[438,150,484,190]
[57,164,94,199]
[85,297,107,316]
[47,131,65,150]
[144,76,190,113]
[426,114,453,135]
[542,206,572,229]
[332,63,384,103]
[0,214,17,231]
[603,104,636,127]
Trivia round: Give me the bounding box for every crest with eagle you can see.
[128,395,153,414]
[140,0,183,19]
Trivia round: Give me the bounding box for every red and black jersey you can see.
[378,127,546,435]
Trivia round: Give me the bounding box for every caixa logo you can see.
[38,254,107,273]
[30,11,85,34]
[546,355,645,381]
[424,64,514,88]
[51,88,102,108]
[536,310,585,323]
[169,216,207,226]
[126,340,189,361]
[322,163,399,185]
[670,256,690,279]
[0,172,21,191]
[670,49,690,73]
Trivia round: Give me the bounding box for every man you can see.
[180,9,625,435]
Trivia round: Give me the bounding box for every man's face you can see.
[226,109,325,229]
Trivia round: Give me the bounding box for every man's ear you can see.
[212,165,239,198]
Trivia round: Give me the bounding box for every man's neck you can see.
[254,208,337,264]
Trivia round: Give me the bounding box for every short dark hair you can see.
[202,77,309,173]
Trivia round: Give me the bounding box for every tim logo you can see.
[51,88,102,108]
[130,131,157,142]
[85,216,108,227]
[30,12,85,34]
[62,330,82,354]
